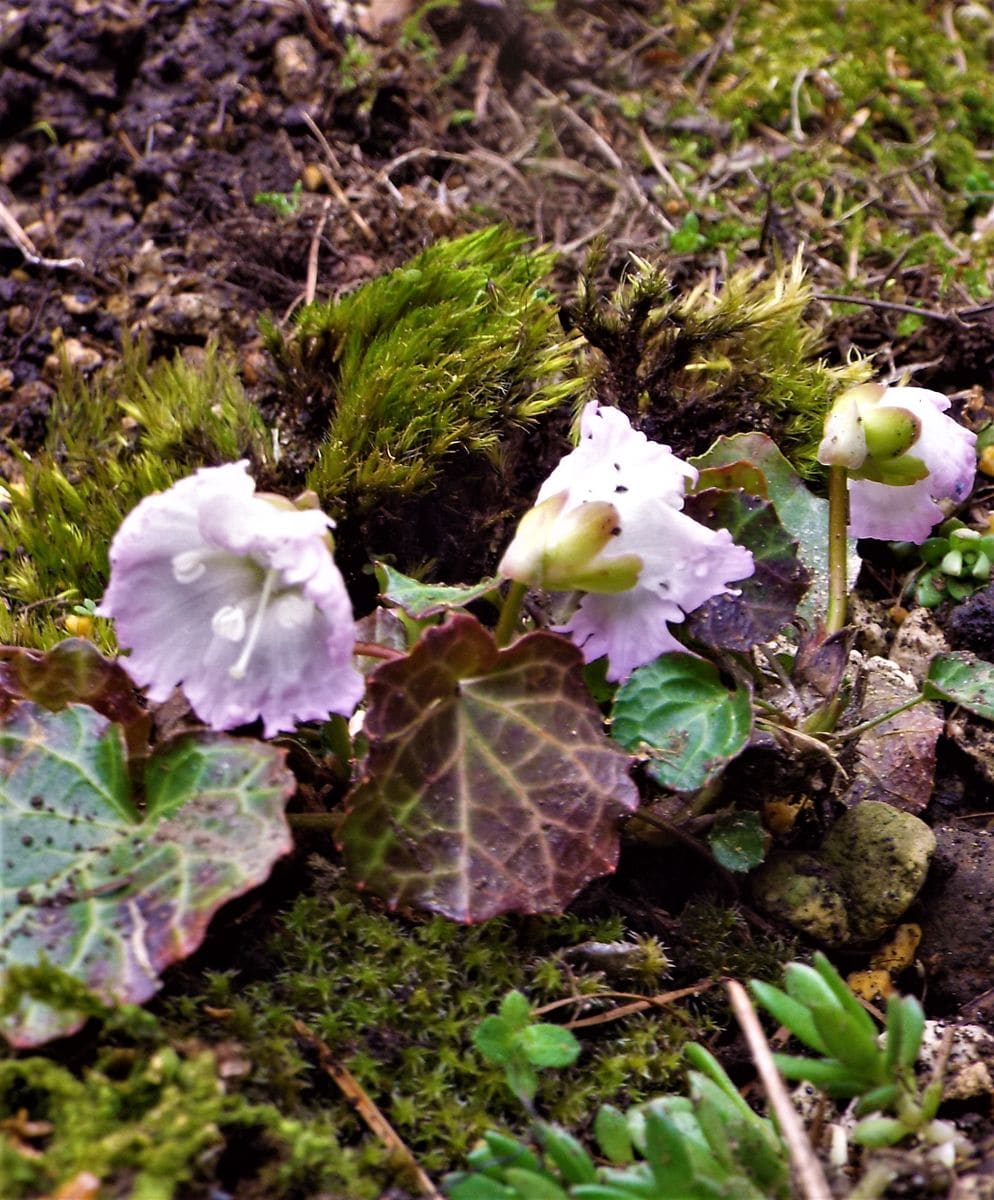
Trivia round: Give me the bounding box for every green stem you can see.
[825,464,850,635]
[494,580,527,648]
[827,694,926,742]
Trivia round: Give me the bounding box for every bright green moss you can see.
[262,225,587,515]
[2,227,584,647]
[672,0,994,210]
[149,863,708,1190]
[0,1049,226,1200]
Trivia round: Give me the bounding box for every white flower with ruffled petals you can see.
[499,403,755,680]
[98,462,364,735]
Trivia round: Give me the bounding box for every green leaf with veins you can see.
[339,613,638,922]
[611,654,753,792]
[708,811,766,872]
[1,702,294,1047]
[376,562,500,618]
[924,651,994,720]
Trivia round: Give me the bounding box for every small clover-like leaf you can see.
[339,613,638,922]
[473,1015,517,1064]
[499,989,532,1030]
[376,563,499,618]
[1,702,294,1047]
[611,654,753,792]
[683,489,809,650]
[518,1023,580,1068]
[691,434,859,623]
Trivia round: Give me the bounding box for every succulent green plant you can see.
[907,519,994,607]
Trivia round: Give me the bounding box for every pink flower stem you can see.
[494,580,528,648]
[825,464,850,635]
[353,640,405,662]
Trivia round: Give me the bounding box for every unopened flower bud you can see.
[499,492,643,594]
[861,402,920,463]
[820,383,977,544]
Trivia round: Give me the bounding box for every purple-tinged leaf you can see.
[691,433,859,623]
[694,461,769,498]
[339,613,638,922]
[1,702,294,1047]
[0,639,148,752]
[683,489,809,650]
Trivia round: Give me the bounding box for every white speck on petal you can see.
[212,605,246,641]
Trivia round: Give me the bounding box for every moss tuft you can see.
[262,224,587,515]
[152,862,707,1192]
[567,251,871,474]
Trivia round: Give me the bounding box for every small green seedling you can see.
[750,951,942,1147]
[472,991,580,1105]
[253,180,303,217]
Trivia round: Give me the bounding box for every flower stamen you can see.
[230,567,279,679]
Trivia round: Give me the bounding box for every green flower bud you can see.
[862,403,920,461]
[853,453,929,486]
[499,492,643,594]
[941,549,964,577]
[971,551,991,580]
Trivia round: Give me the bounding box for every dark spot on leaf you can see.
[21,835,33,847]
[30,795,44,809]
[615,484,628,492]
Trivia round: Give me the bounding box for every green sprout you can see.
[750,952,942,1149]
[252,180,303,217]
[472,991,580,1106]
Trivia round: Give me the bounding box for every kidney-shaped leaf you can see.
[1,702,295,1047]
[683,488,809,650]
[611,654,753,792]
[339,612,638,922]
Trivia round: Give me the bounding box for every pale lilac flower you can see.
[818,384,977,543]
[99,462,364,735]
[499,402,755,680]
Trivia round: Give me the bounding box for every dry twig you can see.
[726,979,832,1200]
[292,1018,442,1199]
[0,198,85,272]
